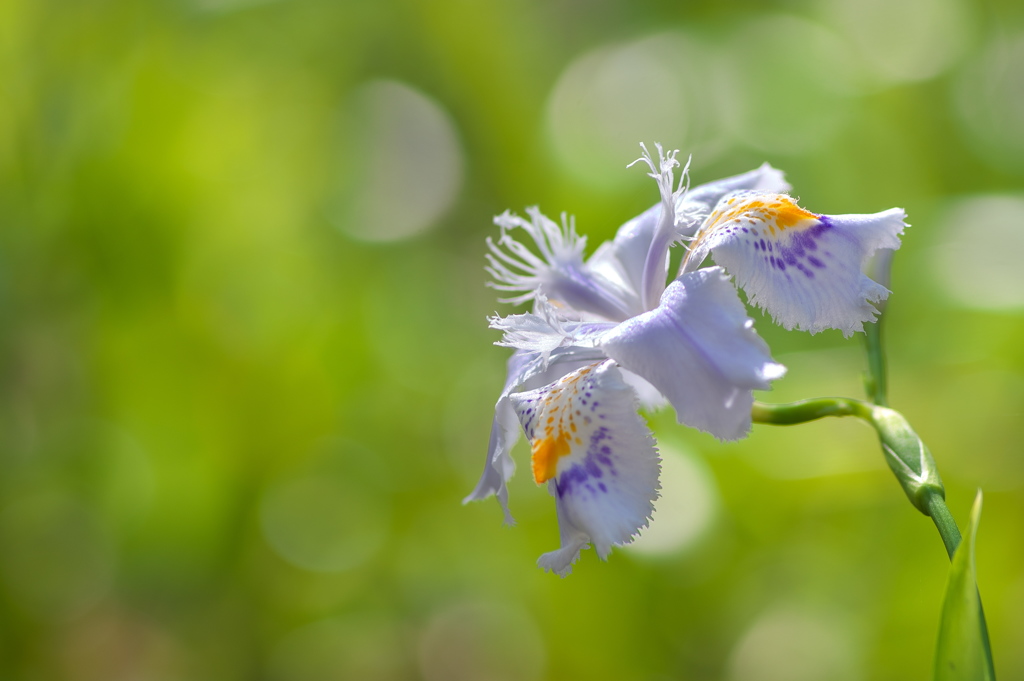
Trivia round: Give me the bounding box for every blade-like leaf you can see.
[934,491,996,681]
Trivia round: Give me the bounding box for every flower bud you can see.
[870,406,945,514]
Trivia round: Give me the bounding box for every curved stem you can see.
[751,397,874,425]
[753,397,958,561]
[925,490,963,561]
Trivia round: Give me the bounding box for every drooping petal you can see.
[586,162,790,310]
[463,400,520,524]
[535,485,591,576]
[508,360,661,575]
[464,345,610,522]
[599,267,786,441]
[462,350,537,523]
[683,192,907,336]
[486,208,636,321]
[864,247,896,315]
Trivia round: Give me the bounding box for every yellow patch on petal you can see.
[531,433,571,483]
[685,193,821,271]
[712,195,818,233]
[525,363,597,484]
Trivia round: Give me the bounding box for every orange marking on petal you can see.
[687,195,821,267]
[768,196,818,231]
[531,432,572,484]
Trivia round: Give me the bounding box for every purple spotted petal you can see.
[464,344,609,522]
[507,361,661,576]
[685,193,907,336]
[587,162,790,314]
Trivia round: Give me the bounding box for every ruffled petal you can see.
[680,163,790,232]
[462,401,520,524]
[508,360,661,575]
[462,350,537,523]
[684,192,907,336]
[464,346,610,521]
[535,486,591,576]
[487,208,636,321]
[586,162,790,310]
[599,267,786,441]
[488,300,613,364]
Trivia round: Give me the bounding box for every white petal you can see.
[508,360,661,573]
[535,487,591,577]
[599,267,786,441]
[685,193,907,336]
[464,347,611,521]
[463,350,545,522]
[586,206,659,316]
[586,163,791,305]
[488,208,636,321]
[620,369,667,411]
[627,143,690,311]
[680,163,791,233]
[488,302,612,361]
[462,402,519,524]
[488,298,575,359]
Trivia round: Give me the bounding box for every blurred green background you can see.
[2,0,1024,679]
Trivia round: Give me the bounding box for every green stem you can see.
[751,397,873,425]
[753,397,953,558]
[862,314,963,562]
[863,318,889,407]
[924,491,963,561]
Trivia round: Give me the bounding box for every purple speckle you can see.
[555,465,588,498]
[554,427,618,498]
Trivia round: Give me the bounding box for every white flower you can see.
[466,144,907,575]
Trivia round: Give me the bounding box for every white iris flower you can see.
[466,144,907,576]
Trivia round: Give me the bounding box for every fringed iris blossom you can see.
[466,145,907,576]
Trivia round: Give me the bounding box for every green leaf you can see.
[934,491,996,681]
